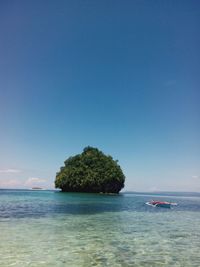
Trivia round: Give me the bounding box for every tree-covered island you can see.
[55,146,125,193]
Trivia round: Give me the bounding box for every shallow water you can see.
[0,190,200,266]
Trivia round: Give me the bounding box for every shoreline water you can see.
[1,190,200,266]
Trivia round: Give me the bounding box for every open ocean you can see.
[0,190,200,267]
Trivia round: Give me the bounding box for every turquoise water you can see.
[0,190,200,266]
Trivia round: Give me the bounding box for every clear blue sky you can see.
[0,0,199,191]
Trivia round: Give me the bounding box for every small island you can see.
[55,146,125,193]
[31,187,43,190]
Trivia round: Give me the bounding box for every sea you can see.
[0,189,200,267]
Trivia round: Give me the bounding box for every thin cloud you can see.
[148,186,159,192]
[0,179,22,188]
[24,177,47,187]
[0,169,21,173]
[192,176,200,179]
[164,80,177,87]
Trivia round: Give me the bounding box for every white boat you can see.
[146,200,177,208]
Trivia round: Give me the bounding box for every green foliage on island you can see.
[55,146,125,193]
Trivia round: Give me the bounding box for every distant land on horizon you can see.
[1,188,200,197]
[123,191,200,197]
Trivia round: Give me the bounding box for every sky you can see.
[0,0,199,191]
